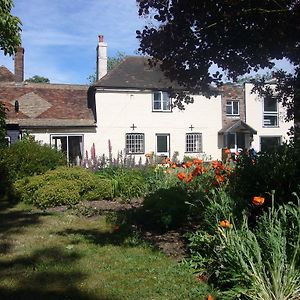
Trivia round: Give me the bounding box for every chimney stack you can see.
[14,46,24,82]
[96,35,107,81]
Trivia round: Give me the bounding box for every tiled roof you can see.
[94,56,182,90]
[0,81,95,127]
[0,66,15,82]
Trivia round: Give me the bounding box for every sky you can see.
[0,0,148,84]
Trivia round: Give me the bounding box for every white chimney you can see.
[96,35,107,81]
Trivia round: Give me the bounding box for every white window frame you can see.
[185,133,202,153]
[226,100,239,116]
[152,91,171,112]
[156,133,170,157]
[50,134,83,164]
[125,133,145,154]
[263,97,279,127]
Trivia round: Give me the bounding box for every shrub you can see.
[140,187,191,231]
[14,166,115,208]
[0,138,66,180]
[231,141,300,207]
[34,179,81,208]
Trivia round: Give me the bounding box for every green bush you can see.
[140,187,191,231]
[34,179,80,208]
[231,141,300,207]
[0,138,66,180]
[14,166,115,208]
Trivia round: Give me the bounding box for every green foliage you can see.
[14,166,115,208]
[140,187,191,231]
[231,142,300,207]
[216,197,300,299]
[96,167,148,201]
[25,75,50,83]
[0,0,22,55]
[34,179,80,209]
[0,138,67,180]
[0,103,6,148]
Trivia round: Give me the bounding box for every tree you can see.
[136,0,300,137]
[26,75,50,83]
[0,0,22,55]
[87,51,126,84]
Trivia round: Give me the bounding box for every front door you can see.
[227,132,246,152]
[156,134,170,157]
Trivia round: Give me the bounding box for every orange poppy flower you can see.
[185,161,193,168]
[192,166,202,177]
[207,294,214,300]
[219,219,231,228]
[171,164,177,169]
[252,196,265,206]
[216,174,225,182]
[193,158,203,165]
[177,172,186,180]
[186,173,193,183]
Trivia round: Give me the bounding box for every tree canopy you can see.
[136,0,300,136]
[26,75,50,83]
[0,0,22,55]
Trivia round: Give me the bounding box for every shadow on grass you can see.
[0,200,50,255]
[0,246,120,300]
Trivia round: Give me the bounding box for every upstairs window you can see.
[153,91,171,112]
[125,133,145,154]
[226,100,239,116]
[186,133,202,153]
[263,97,278,127]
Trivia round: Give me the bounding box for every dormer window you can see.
[153,91,171,112]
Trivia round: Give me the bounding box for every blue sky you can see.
[0,0,147,84]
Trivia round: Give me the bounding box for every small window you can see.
[125,133,145,154]
[263,97,278,127]
[153,91,171,112]
[260,136,281,152]
[226,101,239,116]
[186,133,202,153]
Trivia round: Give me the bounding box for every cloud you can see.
[0,0,146,84]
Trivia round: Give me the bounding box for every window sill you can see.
[152,110,172,113]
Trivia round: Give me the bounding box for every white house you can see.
[0,35,293,164]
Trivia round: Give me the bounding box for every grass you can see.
[0,201,209,300]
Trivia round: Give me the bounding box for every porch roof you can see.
[219,120,257,134]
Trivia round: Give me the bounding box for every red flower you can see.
[219,219,231,228]
[177,172,186,180]
[252,196,265,206]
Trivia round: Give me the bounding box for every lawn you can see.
[0,201,209,300]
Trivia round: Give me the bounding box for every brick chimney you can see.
[14,46,24,82]
[96,35,107,81]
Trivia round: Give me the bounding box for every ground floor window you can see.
[51,135,83,165]
[260,136,281,152]
[186,133,202,153]
[5,136,11,146]
[125,133,145,154]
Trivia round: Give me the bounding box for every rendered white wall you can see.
[93,90,222,161]
[244,83,293,151]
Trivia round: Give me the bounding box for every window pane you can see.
[153,100,161,110]
[264,97,277,112]
[186,133,202,153]
[154,92,161,101]
[233,102,239,115]
[157,135,168,152]
[261,136,280,152]
[162,92,170,110]
[226,103,232,115]
[126,133,144,154]
[264,115,278,126]
[227,133,235,148]
[68,136,83,165]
